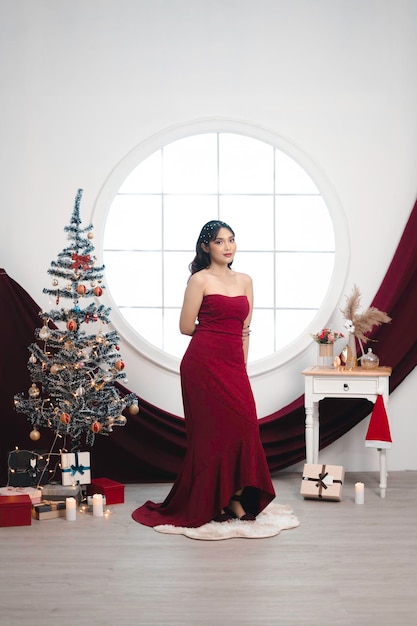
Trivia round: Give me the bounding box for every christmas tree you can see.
[14,189,138,451]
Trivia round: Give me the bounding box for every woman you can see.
[132,220,275,528]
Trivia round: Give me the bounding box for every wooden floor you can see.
[1,471,416,626]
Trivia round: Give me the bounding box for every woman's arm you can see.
[242,274,253,365]
[179,273,205,336]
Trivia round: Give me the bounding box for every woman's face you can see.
[205,227,236,265]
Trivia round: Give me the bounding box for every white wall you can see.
[1,0,416,471]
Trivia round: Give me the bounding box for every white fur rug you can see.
[154,502,300,541]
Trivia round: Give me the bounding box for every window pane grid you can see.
[104,132,335,362]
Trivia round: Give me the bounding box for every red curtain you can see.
[1,198,416,484]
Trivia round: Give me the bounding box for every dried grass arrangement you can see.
[340,284,391,355]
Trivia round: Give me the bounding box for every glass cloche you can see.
[361,348,379,369]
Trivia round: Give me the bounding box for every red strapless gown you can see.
[132,294,275,527]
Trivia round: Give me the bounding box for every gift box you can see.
[61,451,91,486]
[41,483,82,505]
[300,464,345,501]
[87,478,124,505]
[0,495,32,527]
[7,450,49,487]
[0,486,42,504]
[32,500,67,520]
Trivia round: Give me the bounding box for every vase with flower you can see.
[311,328,344,367]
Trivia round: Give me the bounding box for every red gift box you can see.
[87,478,124,505]
[0,494,32,527]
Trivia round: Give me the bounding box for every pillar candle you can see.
[92,493,104,517]
[66,496,77,521]
[354,482,365,505]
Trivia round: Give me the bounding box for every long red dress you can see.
[132,294,275,527]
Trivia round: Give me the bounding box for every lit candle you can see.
[92,493,104,517]
[354,482,365,505]
[66,496,77,521]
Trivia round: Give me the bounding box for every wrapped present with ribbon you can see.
[32,500,67,520]
[0,486,42,504]
[41,483,82,505]
[86,477,125,505]
[61,451,91,486]
[300,463,345,501]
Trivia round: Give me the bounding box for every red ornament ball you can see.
[77,284,87,295]
[91,421,102,433]
[60,412,70,425]
[29,429,41,441]
[93,286,103,297]
[114,360,125,371]
[67,319,77,332]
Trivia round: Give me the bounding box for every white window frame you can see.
[92,118,349,376]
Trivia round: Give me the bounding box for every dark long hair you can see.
[189,220,235,275]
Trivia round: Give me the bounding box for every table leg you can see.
[313,402,319,464]
[379,448,387,498]
[305,406,314,464]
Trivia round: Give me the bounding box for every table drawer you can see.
[313,377,379,395]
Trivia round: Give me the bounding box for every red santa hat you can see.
[365,394,392,449]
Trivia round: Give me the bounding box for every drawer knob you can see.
[343,383,349,391]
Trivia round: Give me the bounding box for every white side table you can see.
[302,366,392,497]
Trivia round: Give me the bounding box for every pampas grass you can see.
[341,284,391,344]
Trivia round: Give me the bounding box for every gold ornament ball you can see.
[87,232,94,239]
[28,383,40,398]
[77,284,87,295]
[115,359,125,371]
[29,429,41,441]
[50,364,60,375]
[116,415,127,426]
[129,403,140,415]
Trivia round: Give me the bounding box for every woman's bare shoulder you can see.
[235,271,253,286]
[187,270,207,287]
